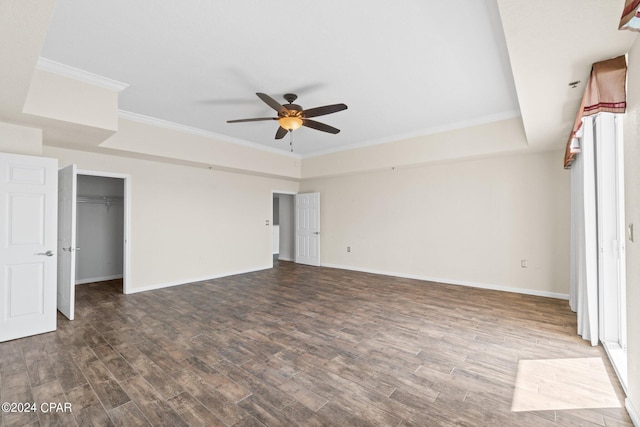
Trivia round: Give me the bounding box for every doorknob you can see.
[63,247,72,251]
[313,231,320,235]
[36,250,54,257]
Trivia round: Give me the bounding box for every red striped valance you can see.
[563,55,627,168]
[620,0,640,31]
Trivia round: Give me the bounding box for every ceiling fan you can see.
[227,93,347,139]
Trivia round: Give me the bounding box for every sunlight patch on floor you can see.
[511,357,621,412]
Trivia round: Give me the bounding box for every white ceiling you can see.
[40,0,521,156]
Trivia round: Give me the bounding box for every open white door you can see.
[295,192,320,266]
[57,164,77,320]
[0,153,58,342]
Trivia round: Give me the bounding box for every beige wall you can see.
[0,118,301,293]
[300,149,570,297]
[102,118,301,179]
[24,69,119,131]
[2,114,570,299]
[0,121,42,154]
[302,117,527,179]
[624,38,640,421]
[42,146,298,293]
[0,0,56,119]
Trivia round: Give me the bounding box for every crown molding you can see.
[301,110,522,159]
[118,110,302,159]
[36,57,130,92]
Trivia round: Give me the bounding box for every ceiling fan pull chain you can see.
[289,129,294,152]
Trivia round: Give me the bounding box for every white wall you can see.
[272,196,280,254]
[623,36,640,423]
[272,225,279,254]
[42,146,299,293]
[75,175,124,284]
[273,196,279,225]
[300,149,570,297]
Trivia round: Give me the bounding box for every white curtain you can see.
[569,116,599,346]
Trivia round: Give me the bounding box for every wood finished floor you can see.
[0,260,631,426]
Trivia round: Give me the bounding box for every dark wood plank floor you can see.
[0,260,631,426]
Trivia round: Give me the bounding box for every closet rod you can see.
[76,195,123,205]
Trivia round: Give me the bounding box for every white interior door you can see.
[0,153,58,342]
[57,164,77,320]
[295,192,320,266]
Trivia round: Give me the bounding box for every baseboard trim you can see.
[628,398,640,427]
[125,266,272,294]
[125,262,570,300]
[321,263,569,300]
[278,256,294,262]
[76,275,123,285]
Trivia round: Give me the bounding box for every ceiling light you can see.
[278,116,303,131]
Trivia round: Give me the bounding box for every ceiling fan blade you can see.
[275,126,288,139]
[302,119,340,134]
[226,117,276,123]
[256,93,287,115]
[303,103,348,118]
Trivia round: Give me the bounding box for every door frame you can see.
[77,169,132,294]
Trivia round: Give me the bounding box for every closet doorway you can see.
[76,173,125,289]
[57,167,131,321]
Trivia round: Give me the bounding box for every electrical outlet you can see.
[347,246,351,252]
[521,260,528,268]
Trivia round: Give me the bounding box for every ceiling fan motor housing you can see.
[281,104,303,117]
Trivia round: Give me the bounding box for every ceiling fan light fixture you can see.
[227,93,345,139]
[278,116,303,131]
